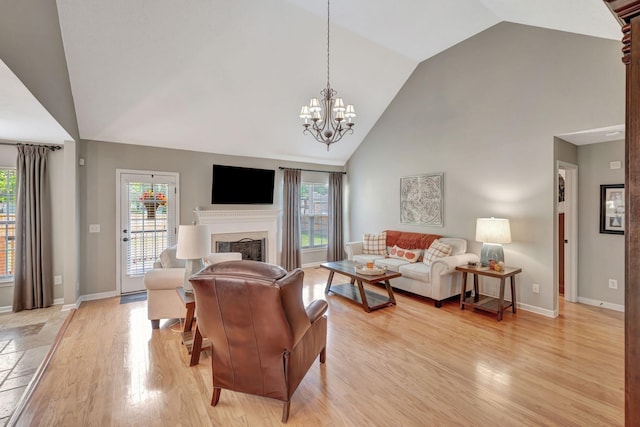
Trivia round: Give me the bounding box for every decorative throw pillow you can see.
[423,239,452,265]
[363,231,387,255]
[159,245,186,268]
[389,245,422,263]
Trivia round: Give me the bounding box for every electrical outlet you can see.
[54,275,62,285]
[89,224,100,233]
[609,279,618,289]
[532,283,540,294]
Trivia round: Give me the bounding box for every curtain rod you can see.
[278,167,346,175]
[0,141,63,151]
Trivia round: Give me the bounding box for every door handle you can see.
[122,237,129,242]
[564,240,568,244]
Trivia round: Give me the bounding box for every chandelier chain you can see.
[326,0,330,89]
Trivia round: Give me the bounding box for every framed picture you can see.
[600,184,624,235]
[400,173,443,226]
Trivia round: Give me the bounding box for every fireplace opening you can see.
[216,238,266,262]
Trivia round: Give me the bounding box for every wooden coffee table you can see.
[321,260,400,312]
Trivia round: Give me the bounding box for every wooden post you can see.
[603,1,640,425]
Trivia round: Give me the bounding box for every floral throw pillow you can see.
[423,239,452,265]
[389,245,422,263]
[363,231,387,255]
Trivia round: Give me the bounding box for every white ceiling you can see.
[0,0,623,165]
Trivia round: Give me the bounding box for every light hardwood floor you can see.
[15,267,623,426]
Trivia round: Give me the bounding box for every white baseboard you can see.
[0,300,69,313]
[517,302,557,318]
[61,290,120,311]
[577,297,625,312]
[302,262,324,269]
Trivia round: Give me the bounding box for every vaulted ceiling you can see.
[0,0,622,165]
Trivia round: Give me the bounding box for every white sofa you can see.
[345,234,479,307]
[144,249,242,329]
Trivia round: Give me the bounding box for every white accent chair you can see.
[144,249,243,329]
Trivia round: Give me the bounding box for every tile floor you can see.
[0,305,69,426]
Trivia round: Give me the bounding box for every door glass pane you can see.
[126,182,170,276]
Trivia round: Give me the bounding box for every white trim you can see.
[517,301,557,318]
[302,261,324,268]
[0,300,67,313]
[61,290,121,310]
[62,301,80,311]
[115,169,180,295]
[194,209,280,265]
[557,161,578,307]
[578,297,625,312]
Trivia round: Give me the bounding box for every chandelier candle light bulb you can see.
[299,0,355,151]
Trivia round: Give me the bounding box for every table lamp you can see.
[475,217,511,267]
[176,224,210,293]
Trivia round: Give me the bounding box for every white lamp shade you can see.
[332,97,346,112]
[475,218,511,244]
[299,106,311,119]
[176,224,210,259]
[345,104,356,118]
[309,98,321,112]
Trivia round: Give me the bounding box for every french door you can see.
[117,170,179,294]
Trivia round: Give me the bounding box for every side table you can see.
[176,287,210,366]
[456,265,522,321]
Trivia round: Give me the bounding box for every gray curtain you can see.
[327,172,344,261]
[281,168,301,271]
[13,145,53,312]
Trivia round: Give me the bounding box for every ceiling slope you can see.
[0,0,623,163]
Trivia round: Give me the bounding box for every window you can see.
[0,168,16,278]
[300,182,328,249]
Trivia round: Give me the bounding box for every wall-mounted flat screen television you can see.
[211,164,275,204]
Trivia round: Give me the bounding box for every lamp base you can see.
[183,258,205,293]
[480,243,504,267]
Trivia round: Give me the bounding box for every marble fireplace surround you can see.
[194,209,280,265]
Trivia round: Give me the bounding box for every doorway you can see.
[557,162,578,307]
[116,170,179,294]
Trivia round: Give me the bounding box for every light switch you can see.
[89,224,100,233]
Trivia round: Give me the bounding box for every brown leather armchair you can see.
[189,260,328,423]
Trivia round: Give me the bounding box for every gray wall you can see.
[79,140,344,297]
[346,22,624,314]
[0,1,79,141]
[555,138,578,165]
[577,139,625,306]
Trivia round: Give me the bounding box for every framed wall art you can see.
[400,173,443,226]
[600,184,624,235]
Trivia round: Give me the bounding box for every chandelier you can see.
[299,0,355,151]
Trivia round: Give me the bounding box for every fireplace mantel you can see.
[194,209,280,264]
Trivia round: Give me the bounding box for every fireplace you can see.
[216,238,266,261]
[194,209,280,265]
